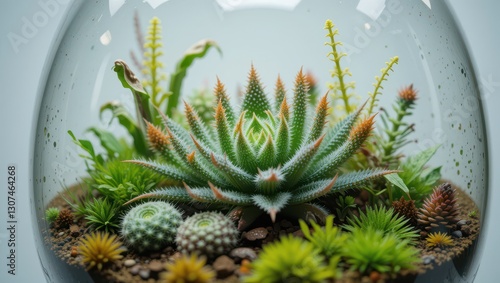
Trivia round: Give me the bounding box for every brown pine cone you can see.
[392,196,418,227]
[55,208,74,230]
[417,183,459,234]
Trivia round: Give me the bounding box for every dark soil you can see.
[45,182,480,283]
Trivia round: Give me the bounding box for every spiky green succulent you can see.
[343,206,419,242]
[121,201,182,252]
[342,227,420,274]
[176,212,239,258]
[122,64,395,229]
[45,207,60,224]
[243,235,337,283]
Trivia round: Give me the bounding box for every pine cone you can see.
[392,196,418,227]
[55,209,74,229]
[417,183,459,235]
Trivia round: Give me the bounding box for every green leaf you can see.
[384,173,409,196]
[100,102,149,156]
[167,39,222,116]
[87,127,124,159]
[68,130,104,166]
[402,144,440,183]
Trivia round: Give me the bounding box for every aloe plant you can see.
[121,62,396,229]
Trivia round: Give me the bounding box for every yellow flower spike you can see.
[426,231,454,248]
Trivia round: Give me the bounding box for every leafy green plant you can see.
[90,158,162,205]
[243,235,337,283]
[122,63,396,230]
[45,207,60,224]
[390,145,442,204]
[334,194,357,223]
[83,198,121,233]
[342,227,420,274]
[299,215,348,258]
[377,84,417,166]
[343,206,419,241]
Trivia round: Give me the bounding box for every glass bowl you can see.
[33,0,488,282]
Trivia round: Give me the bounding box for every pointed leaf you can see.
[274,75,287,114]
[252,192,292,222]
[289,69,309,155]
[283,135,324,187]
[214,77,236,127]
[215,100,237,163]
[331,169,399,192]
[257,135,276,169]
[289,176,338,205]
[275,114,290,164]
[384,173,410,196]
[241,65,271,119]
[184,101,216,150]
[208,182,253,205]
[306,93,329,144]
[210,153,254,192]
[254,167,284,195]
[123,187,193,205]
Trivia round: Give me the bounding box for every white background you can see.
[0,1,498,282]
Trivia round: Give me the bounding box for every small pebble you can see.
[456,220,468,227]
[69,225,80,237]
[124,259,136,267]
[58,232,65,237]
[244,227,268,241]
[139,269,150,280]
[452,230,463,238]
[70,247,78,257]
[230,247,257,261]
[422,255,435,265]
[130,265,140,275]
[213,255,236,278]
[461,225,471,236]
[149,260,164,272]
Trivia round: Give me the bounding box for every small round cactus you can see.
[121,201,182,252]
[176,212,239,258]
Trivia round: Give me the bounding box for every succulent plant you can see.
[418,183,459,235]
[122,63,396,229]
[160,253,215,283]
[342,227,420,274]
[45,207,60,224]
[78,231,125,271]
[343,206,419,242]
[176,212,238,258]
[121,201,182,252]
[392,196,418,228]
[426,231,453,248]
[243,234,337,283]
[299,215,347,258]
[55,208,74,229]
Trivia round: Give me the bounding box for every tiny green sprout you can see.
[468,209,478,218]
[45,207,60,224]
[299,215,348,258]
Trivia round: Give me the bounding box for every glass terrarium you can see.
[33,0,488,282]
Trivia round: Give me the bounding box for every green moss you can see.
[244,235,337,283]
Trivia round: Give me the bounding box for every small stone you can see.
[124,259,136,267]
[452,230,463,238]
[230,248,257,261]
[461,225,471,236]
[70,247,78,257]
[130,265,140,275]
[213,255,236,278]
[69,225,80,237]
[369,271,381,282]
[58,232,65,237]
[422,255,435,265]
[244,227,268,241]
[456,220,468,227]
[149,260,164,272]
[139,269,150,280]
